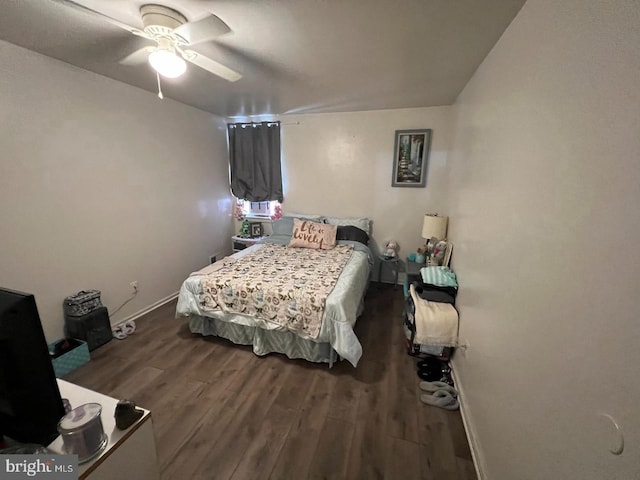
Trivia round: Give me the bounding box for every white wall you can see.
[274,108,452,281]
[446,0,640,478]
[0,40,233,342]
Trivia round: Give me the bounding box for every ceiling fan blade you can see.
[173,14,231,45]
[182,50,241,82]
[119,46,156,66]
[51,0,149,39]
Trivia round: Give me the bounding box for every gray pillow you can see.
[285,212,324,222]
[271,216,295,236]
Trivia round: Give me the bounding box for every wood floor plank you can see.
[447,401,474,461]
[146,377,209,469]
[307,417,355,480]
[386,347,421,442]
[457,456,478,480]
[161,386,243,480]
[190,358,290,479]
[385,437,422,480]
[106,365,164,401]
[184,342,254,389]
[61,286,476,480]
[269,373,336,480]
[345,420,388,480]
[325,368,361,423]
[272,359,317,410]
[417,405,460,480]
[63,352,127,392]
[142,328,202,371]
[230,402,296,480]
[345,354,390,479]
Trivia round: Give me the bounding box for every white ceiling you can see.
[0,0,526,117]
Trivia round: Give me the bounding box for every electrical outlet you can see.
[130,281,138,293]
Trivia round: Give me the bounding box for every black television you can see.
[0,287,65,446]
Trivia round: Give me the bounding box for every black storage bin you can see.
[64,306,112,351]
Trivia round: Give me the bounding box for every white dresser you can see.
[48,380,160,480]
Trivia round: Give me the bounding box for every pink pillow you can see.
[288,219,337,249]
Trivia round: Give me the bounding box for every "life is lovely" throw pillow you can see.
[288,219,337,250]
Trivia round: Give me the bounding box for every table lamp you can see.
[421,214,448,264]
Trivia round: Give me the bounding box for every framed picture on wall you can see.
[391,129,432,187]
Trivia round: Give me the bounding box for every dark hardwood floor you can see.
[65,283,476,480]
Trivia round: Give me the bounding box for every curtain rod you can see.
[228,121,300,127]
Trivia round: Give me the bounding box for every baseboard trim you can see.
[113,291,179,327]
[451,367,485,480]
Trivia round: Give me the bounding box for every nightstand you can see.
[378,255,402,288]
[232,235,268,253]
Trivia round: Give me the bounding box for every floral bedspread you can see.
[199,243,354,338]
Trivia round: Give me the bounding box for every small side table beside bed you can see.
[377,255,403,288]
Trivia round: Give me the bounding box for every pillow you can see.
[271,216,295,236]
[336,225,369,246]
[284,212,324,222]
[288,219,337,250]
[324,216,371,235]
[272,215,325,237]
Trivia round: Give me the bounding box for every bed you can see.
[175,215,373,367]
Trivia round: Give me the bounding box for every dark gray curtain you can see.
[228,121,283,202]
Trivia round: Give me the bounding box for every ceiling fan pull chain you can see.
[156,71,164,100]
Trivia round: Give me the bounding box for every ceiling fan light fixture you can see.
[148,49,186,78]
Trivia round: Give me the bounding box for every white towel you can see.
[409,284,459,346]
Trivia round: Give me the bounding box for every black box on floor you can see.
[64,306,112,351]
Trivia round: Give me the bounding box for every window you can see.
[234,199,281,219]
[246,201,271,217]
[228,121,283,203]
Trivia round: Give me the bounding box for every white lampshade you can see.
[421,214,448,240]
[148,50,187,78]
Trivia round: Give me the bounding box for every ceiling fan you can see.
[53,1,242,84]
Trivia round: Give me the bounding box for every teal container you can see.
[48,339,90,378]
